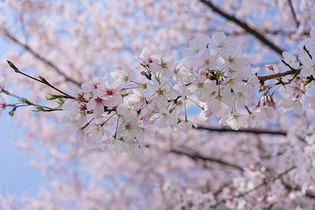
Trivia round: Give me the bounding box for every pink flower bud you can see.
[265,65,274,71]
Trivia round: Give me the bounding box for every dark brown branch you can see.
[255,29,309,36]
[196,125,287,136]
[303,46,313,59]
[176,26,310,37]
[7,60,76,100]
[170,149,244,172]
[199,0,284,55]
[226,29,309,37]
[256,59,302,84]
[4,30,81,86]
[282,180,315,199]
[287,0,300,28]
[257,69,300,84]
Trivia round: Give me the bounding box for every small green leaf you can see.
[46,94,65,100]
[36,105,45,111]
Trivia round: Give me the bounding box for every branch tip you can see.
[7,60,20,73]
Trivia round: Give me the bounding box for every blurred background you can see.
[0,0,314,209]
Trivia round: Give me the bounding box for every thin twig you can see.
[287,0,300,28]
[170,149,244,172]
[195,125,287,136]
[7,60,76,100]
[199,0,284,55]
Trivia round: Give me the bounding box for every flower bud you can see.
[265,65,274,71]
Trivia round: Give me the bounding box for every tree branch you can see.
[195,125,287,136]
[199,0,284,55]
[7,60,76,100]
[170,149,244,172]
[257,69,300,84]
[256,59,303,85]
[4,30,81,86]
[282,180,315,199]
[287,0,300,28]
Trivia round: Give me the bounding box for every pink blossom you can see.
[139,47,153,65]
[0,76,4,92]
[87,96,105,119]
[0,95,5,115]
[97,82,122,108]
[81,80,102,95]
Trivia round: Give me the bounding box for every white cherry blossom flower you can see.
[233,91,247,108]
[279,92,302,111]
[300,54,315,77]
[196,52,218,70]
[75,128,91,142]
[259,106,274,119]
[97,82,122,108]
[248,110,264,127]
[299,27,315,52]
[81,79,103,95]
[85,123,109,142]
[86,96,105,119]
[173,83,193,98]
[222,53,248,73]
[183,36,210,57]
[219,112,249,130]
[173,58,196,84]
[147,80,175,108]
[242,75,260,97]
[176,120,196,131]
[62,100,88,128]
[282,51,300,69]
[223,77,243,92]
[139,47,153,65]
[188,75,213,101]
[117,120,144,143]
[111,63,135,86]
[117,103,138,121]
[151,107,178,128]
[199,102,213,121]
[206,93,223,113]
[211,32,240,56]
[125,89,146,110]
[151,50,174,78]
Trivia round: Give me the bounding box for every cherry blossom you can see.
[0,1,314,209]
[0,95,5,116]
[300,54,315,77]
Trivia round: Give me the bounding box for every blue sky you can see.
[0,37,43,199]
[0,115,43,198]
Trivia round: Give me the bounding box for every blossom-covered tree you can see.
[0,0,315,209]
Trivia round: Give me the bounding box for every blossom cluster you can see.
[156,180,215,209]
[1,29,314,155]
[277,29,315,111]
[285,127,315,198]
[59,32,265,153]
